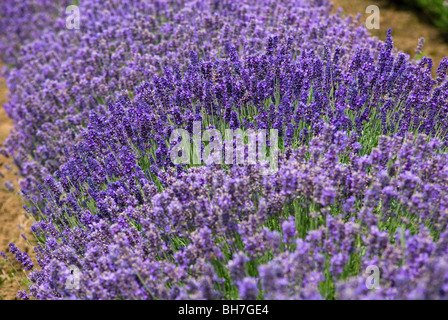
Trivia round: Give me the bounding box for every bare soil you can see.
[0,66,33,300]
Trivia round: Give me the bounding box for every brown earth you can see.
[0,66,33,300]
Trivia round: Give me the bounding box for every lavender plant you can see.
[2,0,377,203]
[0,0,71,66]
[1,0,448,300]
[13,126,448,299]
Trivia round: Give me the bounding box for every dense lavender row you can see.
[13,45,448,299]
[16,127,448,299]
[1,0,448,300]
[1,0,378,202]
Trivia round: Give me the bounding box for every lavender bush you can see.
[16,127,448,299]
[2,0,377,202]
[1,0,448,300]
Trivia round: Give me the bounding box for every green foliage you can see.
[397,0,448,32]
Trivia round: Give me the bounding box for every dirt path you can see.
[0,66,32,300]
[332,0,448,73]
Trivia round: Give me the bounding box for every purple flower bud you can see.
[282,217,296,245]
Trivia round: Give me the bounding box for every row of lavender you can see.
[1,0,448,299]
[2,0,376,202]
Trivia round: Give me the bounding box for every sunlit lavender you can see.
[1,0,448,300]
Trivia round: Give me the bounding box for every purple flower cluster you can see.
[2,0,377,203]
[18,125,448,299]
[9,243,34,271]
[2,0,448,300]
[0,0,70,66]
